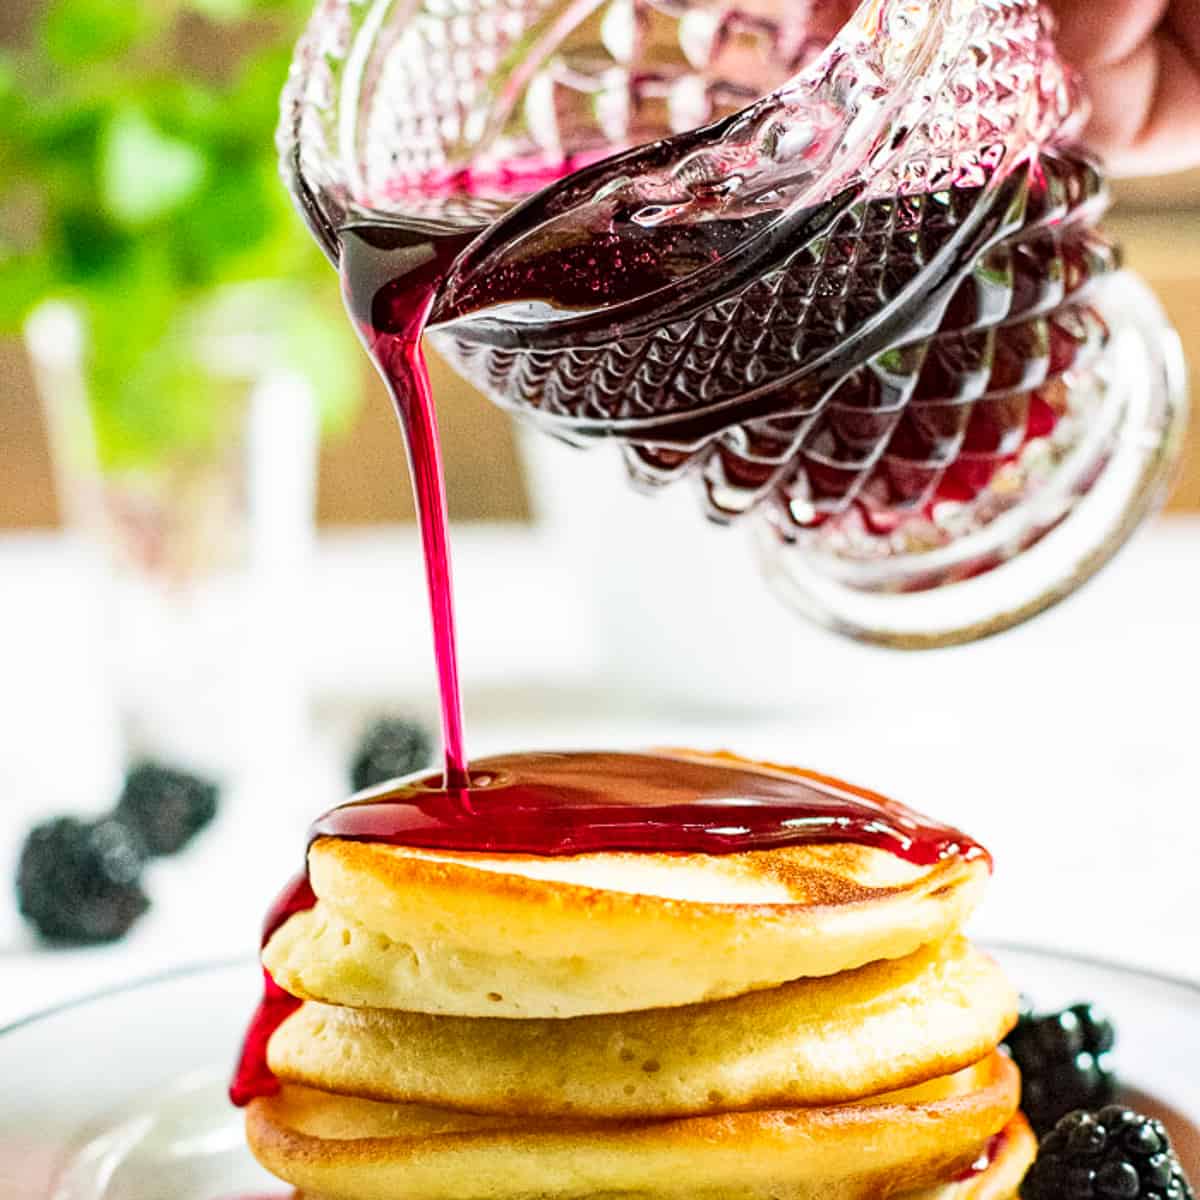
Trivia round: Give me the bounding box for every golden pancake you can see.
[267,1113,1035,1200]
[268,935,1016,1118]
[246,1052,1020,1200]
[264,828,987,1018]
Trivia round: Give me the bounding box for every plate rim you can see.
[2,941,1196,1043]
[983,940,1200,999]
[0,954,250,1040]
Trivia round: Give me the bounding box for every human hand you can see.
[1049,0,1200,176]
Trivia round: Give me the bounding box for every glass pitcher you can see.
[279,0,1187,647]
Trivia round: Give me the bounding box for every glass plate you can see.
[2,946,1197,1199]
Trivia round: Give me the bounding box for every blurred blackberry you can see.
[1021,1106,1195,1200]
[351,717,433,791]
[17,816,149,944]
[115,761,220,857]
[1005,1001,1117,1135]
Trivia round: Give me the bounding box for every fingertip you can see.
[1078,35,1200,177]
[1045,0,1169,70]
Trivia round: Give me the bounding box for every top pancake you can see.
[264,754,988,1017]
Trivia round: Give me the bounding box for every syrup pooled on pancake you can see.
[314,750,987,864]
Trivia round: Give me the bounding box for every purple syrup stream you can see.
[340,222,478,789]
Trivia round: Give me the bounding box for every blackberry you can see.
[17,816,149,944]
[350,717,433,791]
[115,761,219,857]
[1021,1106,1195,1200]
[1005,1002,1117,1134]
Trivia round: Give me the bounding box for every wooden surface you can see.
[0,342,530,527]
[1107,210,1200,510]
[2,203,1198,529]
[314,350,529,525]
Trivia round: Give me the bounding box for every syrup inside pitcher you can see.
[281,0,1186,646]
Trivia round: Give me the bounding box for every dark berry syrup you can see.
[229,214,989,1108]
[314,750,986,864]
[229,872,314,1107]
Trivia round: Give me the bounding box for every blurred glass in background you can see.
[0,0,363,778]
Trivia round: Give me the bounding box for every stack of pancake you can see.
[245,756,1033,1200]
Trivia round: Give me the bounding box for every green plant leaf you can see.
[41,0,150,68]
[58,208,137,285]
[0,252,57,333]
[81,268,229,469]
[101,108,209,228]
[277,293,365,437]
[218,41,293,138]
[178,159,276,286]
[0,52,16,101]
[5,0,358,465]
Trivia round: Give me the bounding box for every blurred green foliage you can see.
[0,0,362,469]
